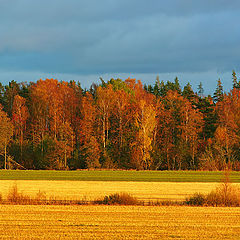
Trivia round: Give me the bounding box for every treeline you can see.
[0,72,240,170]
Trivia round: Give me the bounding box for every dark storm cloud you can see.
[0,0,240,90]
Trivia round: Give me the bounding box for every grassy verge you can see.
[0,170,240,182]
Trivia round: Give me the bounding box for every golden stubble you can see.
[0,205,240,240]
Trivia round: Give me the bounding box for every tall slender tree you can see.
[0,105,13,169]
[12,95,29,162]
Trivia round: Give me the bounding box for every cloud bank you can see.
[0,0,239,92]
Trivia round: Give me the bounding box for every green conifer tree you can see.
[213,78,224,103]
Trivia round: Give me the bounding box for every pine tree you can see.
[232,70,239,89]
[153,75,160,96]
[182,82,194,101]
[213,79,224,103]
[159,80,166,96]
[147,85,154,94]
[174,77,182,94]
[197,82,204,98]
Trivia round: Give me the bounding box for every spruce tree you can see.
[232,70,240,89]
[182,82,194,101]
[197,82,204,98]
[153,75,160,96]
[174,77,182,94]
[213,78,224,103]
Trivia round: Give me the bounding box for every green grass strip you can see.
[0,170,239,182]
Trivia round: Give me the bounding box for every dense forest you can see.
[0,71,240,170]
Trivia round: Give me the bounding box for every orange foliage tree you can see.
[0,105,13,169]
[179,98,203,169]
[12,95,29,161]
[30,79,77,169]
[80,93,100,168]
[95,85,115,166]
[214,88,240,168]
[130,81,157,169]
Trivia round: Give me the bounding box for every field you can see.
[1,170,240,182]
[0,180,234,202]
[0,170,240,202]
[0,170,240,239]
[0,205,240,240]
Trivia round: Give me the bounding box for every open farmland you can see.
[2,180,240,202]
[0,205,240,240]
[0,180,234,202]
[0,170,240,202]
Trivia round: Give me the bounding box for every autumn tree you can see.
[12,95,29,162]
[130,81,156,169]
[214,88,240,169]
[95,85,115,166]
[156,90,184,169]
[101,79,133,167]
[179,99,203,169]
[57,121,74,169]
[30,79,77,169]
[0,105,13,169]
[80,93,100,168]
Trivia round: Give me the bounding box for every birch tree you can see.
[0,105,13,169]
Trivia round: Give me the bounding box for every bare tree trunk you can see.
[54,112,57,140]
[167,147,170,170]
[192,143,195,170]
[4,142,7,170]
[103,114,106,149]
[64,147,67,168]
[106,112,109,142]
[119,115,123,148]
[20,128,23,163]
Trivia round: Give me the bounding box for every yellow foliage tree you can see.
[0,105,14,169]
[132,82,157,169]
[135,100,156,169]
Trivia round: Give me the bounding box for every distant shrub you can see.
[185,193,206,206]
[7,184,31,204]
[95,193,138,205]
[205,183,240,207]
[35,190,47,202]
[7,184,48,205]
[205,191,221,206]
[186,171,240,207]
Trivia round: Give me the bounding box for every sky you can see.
[0,0,240,94]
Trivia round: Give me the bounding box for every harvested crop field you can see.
[1,180,239,202]
[0,205,240,239]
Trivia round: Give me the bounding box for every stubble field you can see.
[0,180,237,202]
[0,170,239,202]
[0,170,240,239]
[0,205,240,240]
